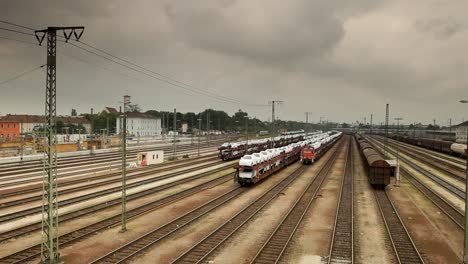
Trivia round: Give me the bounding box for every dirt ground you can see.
[279,138,347,264]
[351,139,397,264]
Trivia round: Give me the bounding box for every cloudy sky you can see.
[0,0,467,126]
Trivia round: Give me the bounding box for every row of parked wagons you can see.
[234,132,342,186]
[388,134,466,157]
[356,135,394,186]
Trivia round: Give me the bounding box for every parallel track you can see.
[0,155,217,201]
[328,137,354,264]
[368,136,465,200]
[0,161,228,224]
[385,136,465,166]
[250,137,345,264]
[0,139,226,176]
[373,189,424,264]
[368,137,464,230]
[0,171,235,264]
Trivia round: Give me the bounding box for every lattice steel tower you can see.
[35,26,84,264]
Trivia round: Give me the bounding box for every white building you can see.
[455,121,468,143]
[116,112,161,136]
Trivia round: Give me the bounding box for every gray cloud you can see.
[0,0,467,125]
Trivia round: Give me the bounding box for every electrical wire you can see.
[0,64,45,87]
[0,20,269,107]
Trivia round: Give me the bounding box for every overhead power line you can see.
[0,64,45,87]
[0,20,268,107]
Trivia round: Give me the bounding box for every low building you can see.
[0,121,20,141]
[455,121,468,143]
[102,107,118,114]
[116,112,161,136]
[0,114,92,134]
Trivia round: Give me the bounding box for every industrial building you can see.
[116,112,162,137]
[455,121,468,143]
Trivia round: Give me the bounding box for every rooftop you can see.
[0,114,91,124]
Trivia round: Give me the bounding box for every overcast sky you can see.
[0,0,467,126]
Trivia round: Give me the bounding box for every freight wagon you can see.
[389,134,466,157]
[234,132,342,186]
[356,136,393,186]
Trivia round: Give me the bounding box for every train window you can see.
[153,155,155,159]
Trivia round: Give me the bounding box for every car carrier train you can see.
[388,134,467,158]
[233,131,342,186]
[218,130,320,161]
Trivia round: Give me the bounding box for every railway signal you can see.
[35,25,85,264]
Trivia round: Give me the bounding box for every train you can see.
[388,134,467,158]
[356,135,393,186]
[300,134,333,165]
[233,132,342,186]
[218,131,320,161]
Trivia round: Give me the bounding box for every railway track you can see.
[367,136,465,200]
[373,189,425,264]
[0,148,216,186]
[328,137,354,264]
[400,169,464,229]
[0,171,236,264]
[383,138,465,181]
[0,161,230,224]
[249,137,345,264]
[0,154,217,198]
[0,139,226,176]
[384,136,465,166]
[88,140,343,264]
[0,142,222,178]
[368,137,464,230]
[387,138,465,172]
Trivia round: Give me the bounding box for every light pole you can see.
[394,117,403,186]
[197,118,202,156]
[245,116,250,145]
[460,100,468,264]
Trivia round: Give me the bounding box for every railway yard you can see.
[0,132,466,264]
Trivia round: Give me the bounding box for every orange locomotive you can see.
[301,146,316,164]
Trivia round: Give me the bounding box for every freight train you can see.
[356,135,393,186]
[300,135,333,165]
[388,134,467,158]
[218,131,321,161]
[233,132,342,186]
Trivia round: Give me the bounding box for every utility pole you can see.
[394,117,403,186]
[449,118,452,133]
[121,95,130,232]
[198,118,202,156]
[305,112,312,132]
[206,111,210,144]
[370,114,373,135]
[20,121,24,162]
[269,100,283,147]
[35,25,84,264]
[245,116,249,145]
[172,108,177,159]
[90,107,94,154]
[384,104,389,157]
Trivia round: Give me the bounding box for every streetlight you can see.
[394,117,403,186]
[245,116,250,146]
[197,118,202,156]
[460,100,468,264]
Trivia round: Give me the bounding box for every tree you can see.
[71,109,77,116]
[127,104,142,112]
